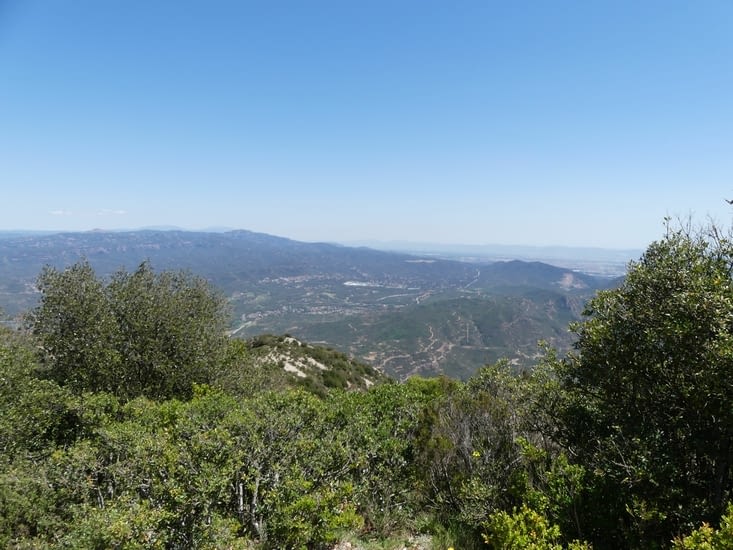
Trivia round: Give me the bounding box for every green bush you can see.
[673,503,733,549]
[29,261,229,400]
[549,224,733,545]
[483,504,591,550]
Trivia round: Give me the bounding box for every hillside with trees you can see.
[0,229,615,379]
[1,223,732,548]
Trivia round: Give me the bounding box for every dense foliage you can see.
[549,225,733,547]
[2,226,733,548]
[29,260,229,400]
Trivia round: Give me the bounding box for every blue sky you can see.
[1,1,732,249]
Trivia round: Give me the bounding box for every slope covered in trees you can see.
[0,229,614,379]
[1,224,733,548]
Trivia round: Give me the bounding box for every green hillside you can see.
[301,291,581,379]
[1,225,732,549]
[0,229,614,379]
[221,334,389,397]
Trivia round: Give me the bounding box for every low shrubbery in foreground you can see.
[2,222,733,548]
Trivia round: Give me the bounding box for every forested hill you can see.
[2,225,733,548]
[0,229,617,378]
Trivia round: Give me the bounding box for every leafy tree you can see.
[673,503,733,549]
[29,261,122,393]
[333,378,441,536]
[550,224,733,546]
[223,389,362,547]
[106,261,229,399]
[0,328,76,459]
[415,364,523,530]
[29,260,230,400]
[414,362,584,545]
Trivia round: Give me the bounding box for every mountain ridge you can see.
[0,229,617,378]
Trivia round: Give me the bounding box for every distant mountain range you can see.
[0,229,621,379]
[345,240,641,277]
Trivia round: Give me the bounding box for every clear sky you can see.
[1,1,732,249]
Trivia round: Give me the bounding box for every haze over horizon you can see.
[2,1,732,249]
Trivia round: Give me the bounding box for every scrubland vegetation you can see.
[2,223,733,548]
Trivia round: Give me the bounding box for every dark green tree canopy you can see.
[554,224,733,545]
[29,260,230,400]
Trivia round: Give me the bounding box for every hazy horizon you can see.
[0,225,644,254]
[2,2,732,249]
